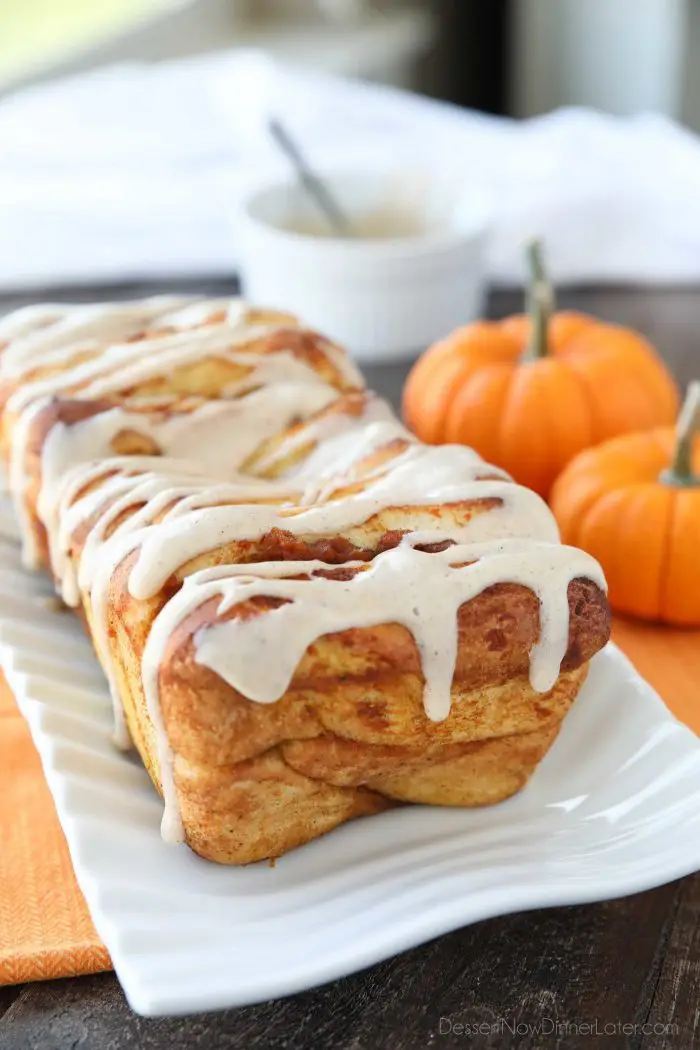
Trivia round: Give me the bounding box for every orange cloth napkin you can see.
[0,624,697,986]
[0,676,111,984]
[612,620,700,736]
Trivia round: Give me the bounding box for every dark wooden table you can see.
[0,282,698,1050]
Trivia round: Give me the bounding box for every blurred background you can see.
[3,0,700,305]
[1,0,698,127]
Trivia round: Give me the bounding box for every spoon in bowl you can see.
[268,117,351,237]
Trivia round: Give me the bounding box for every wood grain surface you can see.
[0,281,698,1050]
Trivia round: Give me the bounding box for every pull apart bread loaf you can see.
[0,297,611,863]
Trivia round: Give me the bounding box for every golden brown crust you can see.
[158,579,607,754]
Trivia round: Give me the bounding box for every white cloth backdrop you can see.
[2,48,700,290]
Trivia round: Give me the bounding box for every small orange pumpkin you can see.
[551,382,700,626]
[402,240,679,498]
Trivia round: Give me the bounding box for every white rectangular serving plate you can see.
[1,532,699,1017]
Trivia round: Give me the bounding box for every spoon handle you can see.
[268,118,350,236]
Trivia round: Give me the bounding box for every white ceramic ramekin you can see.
[236,170,491,362]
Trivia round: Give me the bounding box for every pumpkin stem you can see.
[661,381,700,487]
[527,237,550,290]
[523,238,555,360]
